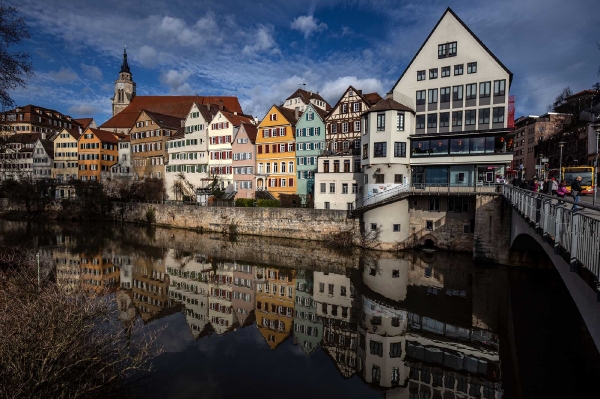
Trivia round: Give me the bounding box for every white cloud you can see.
[67,104,99,115]
[80,63,103,81]
[160,69,193,95]
[138,45,159,68]
[47,67,78,83]
[242,25,278,56]
[290,15,327,38]
[320,76,384,102]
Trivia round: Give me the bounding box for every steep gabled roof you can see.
[4,133,41,144]
[57,128,81,140]
[100,96,243,129]
[220,111,254,127]
[363,98,415,115]
[86,128,127,144]
[326,85,381,118]
[272,105,301,125]
[143,110,182,130]
[39,139,55,158]
[74,118,94,129]
[392,7,513,90]
[239,122,258,143]
[285,88,332,111]
[363,92,383,106]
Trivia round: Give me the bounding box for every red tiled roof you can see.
[87,128,127,144]
[167,132,185,142]
[143,110,183,130]
[4,133,41,144]
[239,122,257,143]
[363,92,383,106]
[285,88,332,111]
[58,128,82,140]
[363,98,415,114]
[74,118,94,129]
[100,96,243,129]
[221,111,254,127]
[274,105,301,125]
[565,89,599,101]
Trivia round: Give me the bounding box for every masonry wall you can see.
[111,203,359,242]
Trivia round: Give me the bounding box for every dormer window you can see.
[269,113,277,121]
[438,42,457,58]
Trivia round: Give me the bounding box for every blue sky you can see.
[7,0,600,125]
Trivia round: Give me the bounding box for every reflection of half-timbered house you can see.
[325,86,382,155]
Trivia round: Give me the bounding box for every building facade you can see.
[130,110,180,180]
[232,122,257,198]
[314,155,361,210]
[282,88,331,113]
[0,133,40,180]
[255,106,299,198]
[1,105,82,136]
[78,128,123,182]
[295,104,327,202]
[32,138,54,179]
[110,136,132,180]
[112,48,136,117]
[52,128,81,182]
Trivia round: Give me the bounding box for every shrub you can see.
[145,207,156,225]
[257,199,279,208]
[235,198,255,207]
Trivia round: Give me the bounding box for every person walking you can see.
[571,176,583,211]
[557,180,567,198]
[533,179,540,192]
[551,178,558,196]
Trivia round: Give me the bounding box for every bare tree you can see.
[0,247,164,399]
[0,4,33,111]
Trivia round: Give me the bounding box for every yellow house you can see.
[255,267,296,349]
[52,128,81,182]
[255,106,299,198]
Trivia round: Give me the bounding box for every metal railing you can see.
[357,184,411,208]
[502,185,600,285]
[410,183,503,194]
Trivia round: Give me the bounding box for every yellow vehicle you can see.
[562,166,595,195]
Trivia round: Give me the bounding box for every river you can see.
[1,221,598,399]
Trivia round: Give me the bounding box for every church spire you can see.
[120,46,131,74]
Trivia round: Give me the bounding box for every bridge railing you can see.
[357,184,411,208]
[502,185,600,283]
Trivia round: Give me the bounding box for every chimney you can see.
[41,132,46,140]
[78,126,82,134]
[219,100,224,111]
[295,108,299,120]
[207,102,211,111]
[309,91,312,96]
[234,111,237,115]
[358,90,363,96]
[180,119,185,128]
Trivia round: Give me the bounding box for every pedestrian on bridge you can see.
[551,178,558,196]
[571,176,583,211]
[557,180,567,198]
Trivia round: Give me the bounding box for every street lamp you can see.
[559,141,565,181]
[594,126,600,206]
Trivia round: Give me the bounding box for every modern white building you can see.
[314,155,362,210]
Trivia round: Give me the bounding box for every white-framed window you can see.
[354,121,361,132]
[342,122,349,133]
[280,178,286,187]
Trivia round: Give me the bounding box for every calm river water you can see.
[1,221,599,399]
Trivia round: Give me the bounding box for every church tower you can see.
[112,47,136,117]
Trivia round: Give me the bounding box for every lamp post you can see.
[594,126,600,206]
[559,141,565,181]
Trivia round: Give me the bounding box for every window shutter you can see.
[289,178,293,187]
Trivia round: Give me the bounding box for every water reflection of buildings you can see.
[314,270,358,378]
[293,269,322,356]
[255,267,296,349]
[131,255,172,323]
[355,254,503,399]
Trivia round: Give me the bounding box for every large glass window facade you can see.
[412,135,509,156]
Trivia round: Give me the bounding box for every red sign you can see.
[507,96,515,129]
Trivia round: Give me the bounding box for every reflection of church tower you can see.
[112,47,136,117]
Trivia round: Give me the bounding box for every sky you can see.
[6,0,600,125]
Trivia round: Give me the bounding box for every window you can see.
[390,342,402,357]
[416,115,425,129]
[342,104,348,113]
[324,202,330,209]
[438,41,457,58]
[393,224,401,232]
[480,82,491,98]
[465,110,477,125]
[427,114,437,128]
[394,174,404,183]
[494,79,506,96]
[416,90,426,105]
[453,85,463,101]
[369,340,383,357]
[342,122,349,133]
[493,107,505,123]
[426,220,434,230]
[440,87,450,103]
[441,66,450,77]
[452,111,463,127]
[353,102,361,112]
[362,144,368,159]
[428,89,438,104]
[320,183,326,193]
[394,142,406,157]
[370,223,378,231]
[374,142,386,157]
[479,108,490,124]
[342,183,348,194]
[429,68,438,79]
[375,174,384,183]
[396,112,404,130]
[417,70,426,81]
[440,112,450,127]
[329,183,335,193]
[448,197,470,212]
[340,286,347,296]
[354,121,361,132]
[429,197,440,211]
[377,113,385,131]
[454,64,463,75]
[467,62,477,74]
[466,83,477,100]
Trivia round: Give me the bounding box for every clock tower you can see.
[112,47,136,117]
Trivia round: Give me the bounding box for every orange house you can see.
[78,128,126,182]
[255,106,299,198]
